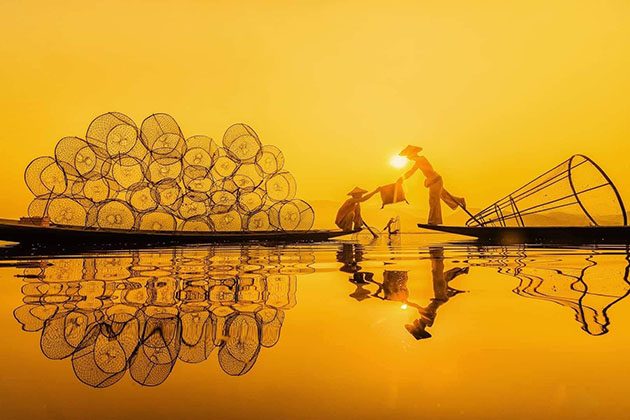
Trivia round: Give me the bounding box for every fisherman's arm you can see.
[399,162,419,181]
[359,187,380,202]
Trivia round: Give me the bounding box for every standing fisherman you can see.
[335,187,380,232]
[397,145,465,225]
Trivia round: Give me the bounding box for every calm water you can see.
[0,233,629,419]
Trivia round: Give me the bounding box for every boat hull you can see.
[418,223,630,245]
[0,219,352,246]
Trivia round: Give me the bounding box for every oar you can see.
[362,221,379,238]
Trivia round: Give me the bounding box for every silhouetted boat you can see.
[418,223,630,244]
[418,155,630,244]
[0,218,351,246]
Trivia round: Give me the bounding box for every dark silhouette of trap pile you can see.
[24,112,314,232]
[467,154,627,227]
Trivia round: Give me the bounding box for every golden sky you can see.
[1,0,629,221]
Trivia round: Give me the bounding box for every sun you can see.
[390,155,408,169]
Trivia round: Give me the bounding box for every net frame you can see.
[467,154,627,227]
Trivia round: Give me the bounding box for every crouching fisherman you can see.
[335,187,380,232]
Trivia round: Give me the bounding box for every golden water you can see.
[0,233,629,419]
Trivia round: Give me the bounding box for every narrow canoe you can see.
[418,223,630,245]
[0,218,352,246]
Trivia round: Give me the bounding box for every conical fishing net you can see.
[468,155,627,227]
[25,113,314,231]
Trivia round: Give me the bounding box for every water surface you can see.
[0,233,629,419]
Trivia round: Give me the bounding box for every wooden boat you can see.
[0,218,352,246]
[416,155,630,245]
[418,223,630,245]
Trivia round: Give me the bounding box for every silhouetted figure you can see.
[405,247,469,340]
[337,243,378,301]
[335,186,380,232]
[383,217,400,236]
[398,145,465,225]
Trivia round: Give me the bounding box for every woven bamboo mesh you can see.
[25,113,314,232]
[13,248,309,387]
[467,155,627,227]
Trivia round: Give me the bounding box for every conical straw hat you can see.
[348,187,368,196]
[399,145,423,157]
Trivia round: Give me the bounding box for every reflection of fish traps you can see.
[179,309,216,363]
[218,313,261,376]
[129,312,181,387]
[468,155,627,227]
[25,113,315,232]
[13,247,308,386]
[71,318,139,388]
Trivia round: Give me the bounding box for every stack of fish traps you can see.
[24,113,315,232]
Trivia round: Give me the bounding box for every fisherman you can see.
[335,186,380,232]
[397,145,465,225]
[383,217,400,236]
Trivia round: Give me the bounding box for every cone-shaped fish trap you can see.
[468,155,627,227]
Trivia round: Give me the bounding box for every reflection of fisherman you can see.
[335,186,380,232]
[397,145,465,225]
[337,243,375,301]
[405,247,469,340]
[374,270,409,302]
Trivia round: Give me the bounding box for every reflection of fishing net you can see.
[217,314,261,376]
[41,310,95,359]
[179,310,216,363]
[257,308,285,347]
[494,253,630,336]
[129,312,181,386]
[25,113,315,232]
[15,248,304,386]
[13,303,58,332]
[71,318,139,388]
[468,155,627,227]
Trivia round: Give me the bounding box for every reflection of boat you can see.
[0,218,351,246]
[419,155,630,244]
[418,224,630,245]
[13,247,313,387]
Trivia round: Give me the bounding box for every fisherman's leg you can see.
[428,184,443,225]
[444,266,469,283]
[441,188,466,210]
[430,248,448,301]
[353,210,363,230]
[340,212,355,232]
